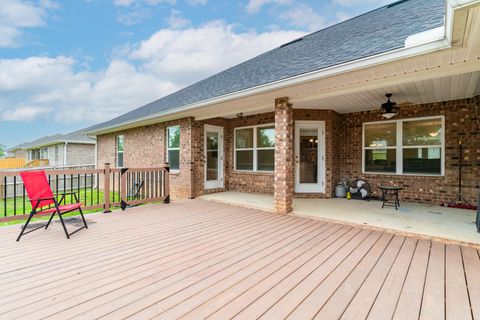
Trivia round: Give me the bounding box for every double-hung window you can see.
[363,116,444,175]
[166,126,180,171]
[116,135,124,167]
[235,124,275,172]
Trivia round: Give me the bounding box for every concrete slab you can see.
[200,191,480,246]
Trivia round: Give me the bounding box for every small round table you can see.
[379,186,402,210]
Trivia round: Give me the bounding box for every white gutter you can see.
[87,0,477,136]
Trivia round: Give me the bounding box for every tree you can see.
[0,144,6,158]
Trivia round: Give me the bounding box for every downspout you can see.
[63,142,68,166]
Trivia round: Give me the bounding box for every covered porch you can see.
[201,191,480,246]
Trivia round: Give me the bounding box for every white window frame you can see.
[166,125,180,172]
[234,123,275,173]
[362,115,445,176]
[116,135,124,168]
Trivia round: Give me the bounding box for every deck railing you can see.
[0,163,170,222]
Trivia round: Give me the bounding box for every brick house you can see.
[10,130,96,167]
[88,0,480,213]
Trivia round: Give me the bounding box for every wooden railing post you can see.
[104,163,111,213]
[163,167,170,204]
[120,168,128,211]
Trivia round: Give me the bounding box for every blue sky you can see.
[0,0,390,148]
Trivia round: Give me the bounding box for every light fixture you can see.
[381,93,398,119]
[429,131,439,137]
[236,112,244,119]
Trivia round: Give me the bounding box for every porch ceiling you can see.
[294,71,480,114]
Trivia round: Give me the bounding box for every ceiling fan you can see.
[380,93,412,119]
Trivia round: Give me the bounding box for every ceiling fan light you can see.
[382,112,396,119]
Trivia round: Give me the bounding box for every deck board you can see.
[0,199,478,320]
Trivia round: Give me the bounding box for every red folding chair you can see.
[17,171,88,241]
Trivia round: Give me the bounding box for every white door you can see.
[295,121,325,193]
[204,125,224,189]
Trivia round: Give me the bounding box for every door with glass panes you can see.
[295,121,325,193]
[204,125,224,189]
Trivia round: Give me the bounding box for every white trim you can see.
[204,125,224,190]
[166,126,180,172]
[234,123,275,172]
[116,135,124,168]
[362,115,445,176]
[294,121,326,193]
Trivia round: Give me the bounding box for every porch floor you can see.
[1,199,480,319]
[200,191,480,246]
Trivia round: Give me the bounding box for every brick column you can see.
[274,97,294,214]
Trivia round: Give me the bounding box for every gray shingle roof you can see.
[16,129,95,150]
[89,0,446,133]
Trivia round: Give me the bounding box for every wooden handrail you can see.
[0,163,170,221]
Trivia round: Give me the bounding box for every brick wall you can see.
[338,96,480,205]
[226,112,276,194]
[96,118,195,200]
[66,144,95,166]
[96,96,480,205]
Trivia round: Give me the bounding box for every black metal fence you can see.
[0,164,170,221]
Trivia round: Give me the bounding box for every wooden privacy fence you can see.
[0,163,170,222]
[0,158,27,169]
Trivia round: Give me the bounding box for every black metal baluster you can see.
[96,173,99,205]
[90,173,93,206]
[13,176,17,216]
[77,174,80,203]
[70,174,73,204]
[127,172,130,201]
[22,182,26,215]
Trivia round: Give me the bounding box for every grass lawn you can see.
[0,190,120,226]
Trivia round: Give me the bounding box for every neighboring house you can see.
[6,143,28,159]
[88,0,480,213]
[10,130,96,167]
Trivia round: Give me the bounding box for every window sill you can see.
[363,172,444,177]
[232,170,274,175]
[169,170,180,175]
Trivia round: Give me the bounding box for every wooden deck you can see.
[0,199,479,320]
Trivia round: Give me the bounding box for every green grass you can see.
[0,190,120,226]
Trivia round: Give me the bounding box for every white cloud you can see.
[0,21,305,124]
[129,20,305,86]
[1,106,51,121]
[279,4,325,31]
[188,0,208,5]
[245,0,291,14]
[116,5,152,25]
[166,9,191,29]
[333,0,390,7]
[113,0,175,6]
[0,0,57,47]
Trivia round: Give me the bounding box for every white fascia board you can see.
[87,0,477,136]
